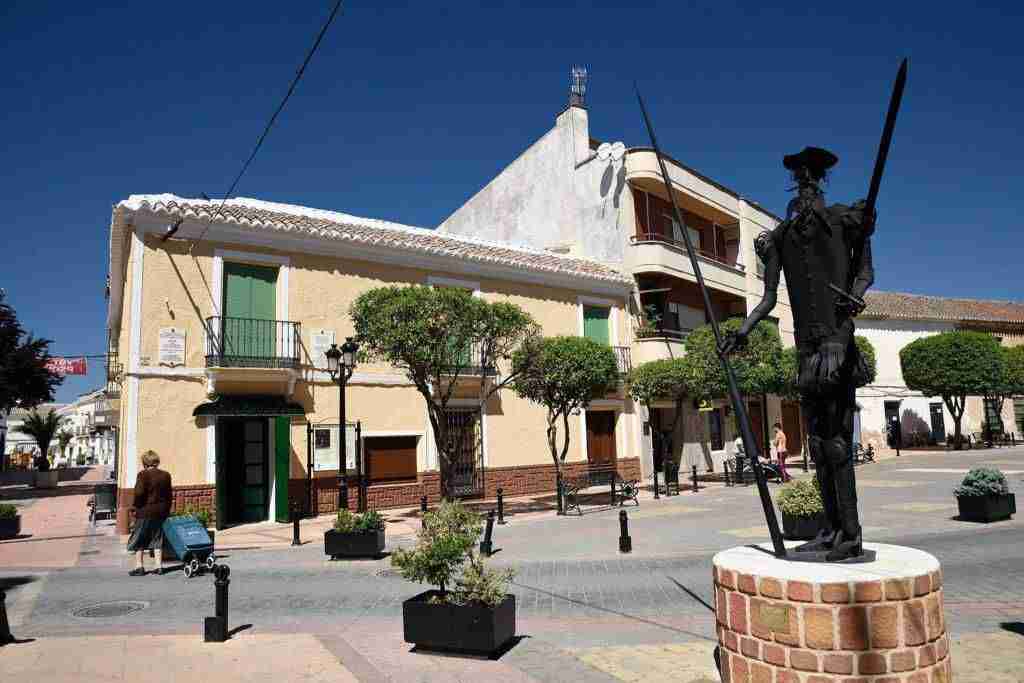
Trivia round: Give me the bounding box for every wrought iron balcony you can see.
[441,341,497,377]
[205,316,301,369]
[612,345,632,375]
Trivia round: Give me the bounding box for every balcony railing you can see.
[205,316,301,369]
[631,232,743,270]
[441,341,497,377]
[612,345,632,375]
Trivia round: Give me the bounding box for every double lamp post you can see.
[325,337,359,511]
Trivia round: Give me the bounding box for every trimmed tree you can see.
[627,357,694,479]
[511,336,619,514]
[351,286,539,497]
[687,318,785,456]
[15,409,64,472]
[901,330,1004,450]
[980,345,1024,442]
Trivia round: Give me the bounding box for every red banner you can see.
[45,357,88,376]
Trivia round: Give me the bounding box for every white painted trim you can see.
[205,417,216,484]
[126,367,204,378]
[361,430,425,438]
[427,275,481,292]
[125,230,145,486]
[305,370,413,386]
[267,417,276,522]
[577,296,620,346]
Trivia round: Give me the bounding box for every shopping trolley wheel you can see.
[184,558,200,578]
[205,554,216,570]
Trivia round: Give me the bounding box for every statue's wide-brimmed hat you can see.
[783,146,839,178]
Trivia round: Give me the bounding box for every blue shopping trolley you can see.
[162,516,216,578]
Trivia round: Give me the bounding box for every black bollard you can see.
[652,467,660,499]
[0,591,14,645]
[803,448,809,472]
[204,564,230,643]
[480,509,495,557]
[618,510,632,553]
[692,465,698,493]
[420,496,428,529]
[291,502,301,547]
[496,488,506,525]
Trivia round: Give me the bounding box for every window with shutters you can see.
[583,305,611,346]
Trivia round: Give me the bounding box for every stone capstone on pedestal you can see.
[713,543,950,683]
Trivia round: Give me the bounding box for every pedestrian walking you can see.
[127,450,172,576]
[773,423,791,482]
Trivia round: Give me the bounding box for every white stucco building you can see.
[857,291,1024,448]
[58,390,119,466]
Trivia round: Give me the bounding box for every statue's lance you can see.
[635,85,787,558]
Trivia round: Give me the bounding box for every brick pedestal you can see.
[713,543,951,683]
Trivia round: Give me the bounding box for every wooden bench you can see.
[563,465,639,515]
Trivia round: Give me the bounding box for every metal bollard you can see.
[496,488,506,525]
[291,502,301,547]
[0,591,14,645]
[420,496,428,529]
[692,465,698,493]
[480,509,495,557]
[652,468,660,499]
[204,564,230,643]
[618,510,632,553]
[803,448,809,472]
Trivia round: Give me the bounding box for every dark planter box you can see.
[782,511,826,540]
[956,493,1016,523]
[0,515,22,540]
[403,590,516,656]
[163,530,214,560]
[324,528,385,559]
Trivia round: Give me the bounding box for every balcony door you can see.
[223,263,278,365]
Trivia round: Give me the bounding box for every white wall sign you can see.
[158,328,186,366]
[311,330,335,370]
[313,424,358,472]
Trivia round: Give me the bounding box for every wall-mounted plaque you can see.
[158,328,186,366]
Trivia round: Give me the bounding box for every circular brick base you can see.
[713,543,951,683]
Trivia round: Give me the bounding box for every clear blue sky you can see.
[3,1,1022,402]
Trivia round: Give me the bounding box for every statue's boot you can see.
[825,528,863,562]
[794,527,837,553]
[824,435,863,562]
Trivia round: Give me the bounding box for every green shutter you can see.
[583,306,611,345]
[223,263,278,360]
[274,417,291,523]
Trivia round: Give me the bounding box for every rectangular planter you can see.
[782,511,826,540]
[403,590,516,656]
[34,470,59,489]
[0,515,22,540]
[956,493,1016,523]
[324,528,385,559]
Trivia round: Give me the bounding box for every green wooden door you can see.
[583,306,611,346]
[223,263,277,362]
[274,417,290,523]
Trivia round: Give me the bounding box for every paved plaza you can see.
[2,448,1023,681]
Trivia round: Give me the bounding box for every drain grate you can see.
[73,600,149,618]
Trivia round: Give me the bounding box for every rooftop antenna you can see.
[569,66,587,107]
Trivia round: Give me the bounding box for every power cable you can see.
[185,0,345,250]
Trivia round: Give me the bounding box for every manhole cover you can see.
[73,601,149,618]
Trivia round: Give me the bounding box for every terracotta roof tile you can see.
[863,290,1024,324]
[118,194,632,288]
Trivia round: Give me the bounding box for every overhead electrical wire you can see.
[182,0,345,249]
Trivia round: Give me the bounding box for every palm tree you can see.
[56,429,73,463]
[15,409,63,472]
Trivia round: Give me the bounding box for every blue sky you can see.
[3,1,1022,402]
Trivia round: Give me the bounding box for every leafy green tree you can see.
[980,345,1024,440]
[15,409,64,472]
[627,357,694,475]
[351,286,539,496]
[901,331,1004,449]
[56,429,73,461]
[511,336,619,513]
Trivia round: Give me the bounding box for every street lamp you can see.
[326,337,358,511]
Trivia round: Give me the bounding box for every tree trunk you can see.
[944,394,965,450]
[547,415,564,515]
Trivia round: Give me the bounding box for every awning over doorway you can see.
[192,395,305,418]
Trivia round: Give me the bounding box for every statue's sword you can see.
[847,58,908,295]
[635,85,787,558]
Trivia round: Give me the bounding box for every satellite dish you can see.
[596,142,612,161]
[610,141,626,162]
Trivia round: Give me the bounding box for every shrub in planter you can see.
[325,509,386,559]
[777,478,826,540]
[392,500,516,655]
[954,468,1016,523]
[0,503,22,539]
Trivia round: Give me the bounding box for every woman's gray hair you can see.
[141,450,160,468]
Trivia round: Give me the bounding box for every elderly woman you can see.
[127,450,172,576]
